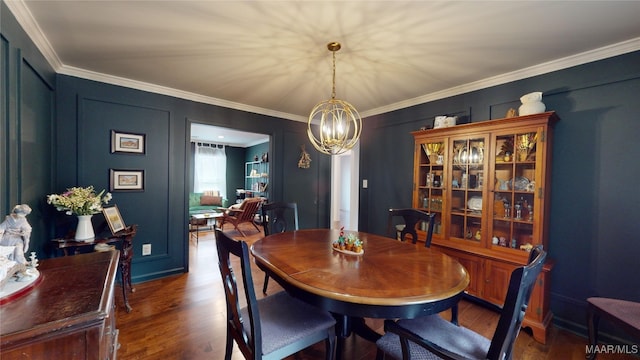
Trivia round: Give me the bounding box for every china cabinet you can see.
[411,111,558,343]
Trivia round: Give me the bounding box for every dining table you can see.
[250,228,470,356]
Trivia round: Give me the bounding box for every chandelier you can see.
[307,42,362,155]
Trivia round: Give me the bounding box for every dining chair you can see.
[376,245,547,360]
[261,202,299,236]
[260,201,299,294]
[214,228,337,360]
[219,197,263,236]
[387,208,454,323]
[586,297,640,360]
[387,208,436,247]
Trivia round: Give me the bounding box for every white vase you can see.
[75,214,95,242]
[518,91,546,116]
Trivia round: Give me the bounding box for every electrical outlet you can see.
[142,243,151,256]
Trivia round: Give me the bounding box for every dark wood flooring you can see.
[113,226,630,359]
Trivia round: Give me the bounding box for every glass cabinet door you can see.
[416,140,446,237]
[490,129,539,252]
[448,136,487,244]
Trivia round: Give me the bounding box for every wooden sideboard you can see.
[0,251,120,360]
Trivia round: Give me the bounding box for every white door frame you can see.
[330,144,360,231]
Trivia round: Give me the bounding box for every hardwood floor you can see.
[114,226,628,360]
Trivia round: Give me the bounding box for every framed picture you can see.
[111,130,146,154]
[110,169,145,192]
[103,205,126,235]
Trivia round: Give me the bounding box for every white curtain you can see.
[194,143,227,195]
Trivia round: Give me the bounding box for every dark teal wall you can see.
[225,145,246,202]
[55,74,331,280]
[1,1,55,259]
[359,51,640,338]
[246,142,269,163]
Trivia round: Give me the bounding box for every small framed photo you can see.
[111,130,146,154]
[103,205,126,235]
[110,169,145,192]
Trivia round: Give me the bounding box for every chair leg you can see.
[263,273,270,294]
[234,224,247,237]
[224,328,234,360]
[586,305,600,360]
[325,328,336,360]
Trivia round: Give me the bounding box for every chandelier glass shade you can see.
[307,42,362,155]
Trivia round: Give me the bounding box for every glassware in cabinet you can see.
[490,131,539,252]
[415,140,446,235]
[448,137,486,243]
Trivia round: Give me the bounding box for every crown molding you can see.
[57,65,306,122]
[361,37,640,118]
[4,0,63,70]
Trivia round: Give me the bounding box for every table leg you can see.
[334,315,381,359]
[335,314,349,359]
[119,254,134,313]
[120,264,131,312]
[188,219,200,246]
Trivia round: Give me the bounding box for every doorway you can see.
[189,123,270,201]
[188,122,270,263]
[330,144,360,231]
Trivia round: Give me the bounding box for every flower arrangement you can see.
[47,186,112,216]
[332,227,363,253]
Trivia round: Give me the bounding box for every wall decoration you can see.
[110,169,145,192]
[102,204,126,235]
[111,130,146,154]
[298,145,311,169]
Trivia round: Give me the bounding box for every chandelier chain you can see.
[331,50,337,100]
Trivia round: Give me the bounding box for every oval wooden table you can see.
[250,229,470,355]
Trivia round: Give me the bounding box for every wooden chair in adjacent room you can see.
[387,208,436,247]
[260,201,299,294]
[376,245,547,360]
[219,197,263,236]
[214,228,336,360]
[586,297,640,359]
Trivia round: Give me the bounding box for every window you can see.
[194,143,227,195]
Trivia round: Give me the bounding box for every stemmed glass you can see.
[514,202,522,220]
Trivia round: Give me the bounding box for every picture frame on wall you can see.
[110,169,145,192]
[103,204,126,235]
[111,130,146,154]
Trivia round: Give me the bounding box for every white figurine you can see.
[29,252,39,269]
[0,204,32,265]
[16,251,40,281]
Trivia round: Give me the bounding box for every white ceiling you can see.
[191,123,269,147]
[6,1,640,137]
